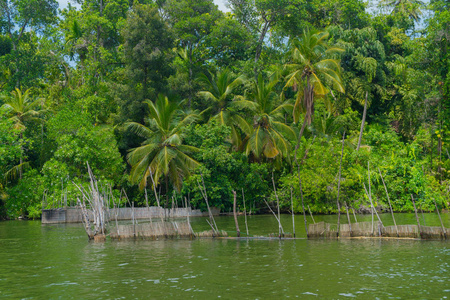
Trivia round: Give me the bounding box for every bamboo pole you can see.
[148,168,164,222]
[368,162,374,235]
[132,201,136,237]
[336,132,345,237]
[433,198,446,239]
[232,191,240,237]
[420,203,426,226]
[291,187,296,237]
[344,201,352,236]
[307,205,315,224]
[352,208,358,223]
[378,167,398,237]
[144,187,152,224]
[264,198,284,235]
[411,195,422,238]
[272,171,282,238]
[242,189,249,236]
[362,182,383,225]
[197,172,218,233]
[185,197,193,236]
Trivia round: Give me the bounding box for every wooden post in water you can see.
[307,205,315,224]
[184,197,193,236]
[411,195,422,238]
[420,203,426,226]
[272,172,282,238]
[363,182,383,232]
[291,187,296,237]
[433,198,446,239]
[352,208,358,223]
[336,132,345,237]
[132,201,136,238]
[344,201,352,236]
[232,190,240,237]
[264,198,284,236]
[197,173,218,234]
[368,162,374,236]
[242,189,249,236]
[378,167,398,237]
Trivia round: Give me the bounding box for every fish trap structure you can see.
[109,221,194,239]
[308,221,449,240]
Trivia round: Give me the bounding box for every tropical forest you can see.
[1,0,449,220]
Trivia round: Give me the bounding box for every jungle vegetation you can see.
[0,0,449,219]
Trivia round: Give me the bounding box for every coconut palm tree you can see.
[1,88,45,131]
[234,74,295,162]
[381,0,424,22]
[197,68,245,147]
[126,94,199,206]
[1,88,46,178]
[285,29,345,128]
[284,29,344,236]
[197,68,243,122]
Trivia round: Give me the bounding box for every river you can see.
[0,213,449,299]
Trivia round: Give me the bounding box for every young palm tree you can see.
[1,88,46,178]
[1,88,45,131]
[126,94,199,206]
[197,68,245,147]
[234,74,295,162]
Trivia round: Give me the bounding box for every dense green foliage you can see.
[0,0,449,219]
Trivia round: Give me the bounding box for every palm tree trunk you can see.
[294,116,309,237]
[357,91,368,152]
[19,132,23,179]
[165,174,169,210]
[336,131,345,237]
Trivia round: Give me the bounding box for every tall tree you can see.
[0,0,58,88]
[197,69,245,147]
[117,3,174,123]
[285,29,344,128]
[235,74,295,161]
[126,95,199,206]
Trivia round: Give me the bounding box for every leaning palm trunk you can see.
[293,82,315,237]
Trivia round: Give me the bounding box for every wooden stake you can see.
[291,187,296,237]
[419,202,426,226]
[144,187,152,224]
[272,171,282,238]
[185,197,193,235]
[197,172,218,233]
[132,201,136,237]
[307,205,315,224]
[433,198,446,239]
[344,201,352,236]
[368,162,374,235]
[242,188,249,236]
[362,182,383,225]
[264,198,284,235]
[232,190,240,237]
[378,167,398,237]
[411,194,422,238]
[336,131,345,237]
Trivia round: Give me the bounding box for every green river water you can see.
[0,213,449,299]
